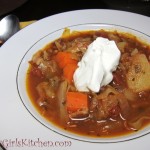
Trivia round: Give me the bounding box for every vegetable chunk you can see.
[54,52,78,83]
[127,54,150,92]
[66,92,88,112]
[63,63,77,83]
[54,52,77,69]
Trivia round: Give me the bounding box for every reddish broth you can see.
[26,29,150,137]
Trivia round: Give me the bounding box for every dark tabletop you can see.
[0,0,150,21]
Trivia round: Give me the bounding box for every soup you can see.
[26,28,150,137]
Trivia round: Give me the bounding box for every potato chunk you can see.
[127,54,150,92]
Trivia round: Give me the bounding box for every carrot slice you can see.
[66,92,88,112]
[54,52,77,69]
[54,51,78,83]
[63,62,78,83]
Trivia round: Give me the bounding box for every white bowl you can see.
[17,23,150,143]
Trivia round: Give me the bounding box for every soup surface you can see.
[26,29,150,137]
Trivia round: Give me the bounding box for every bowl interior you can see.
[17,23,150,143]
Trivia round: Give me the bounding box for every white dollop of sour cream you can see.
[73,37,121,92]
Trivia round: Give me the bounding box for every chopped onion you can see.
[57,80,69,124]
